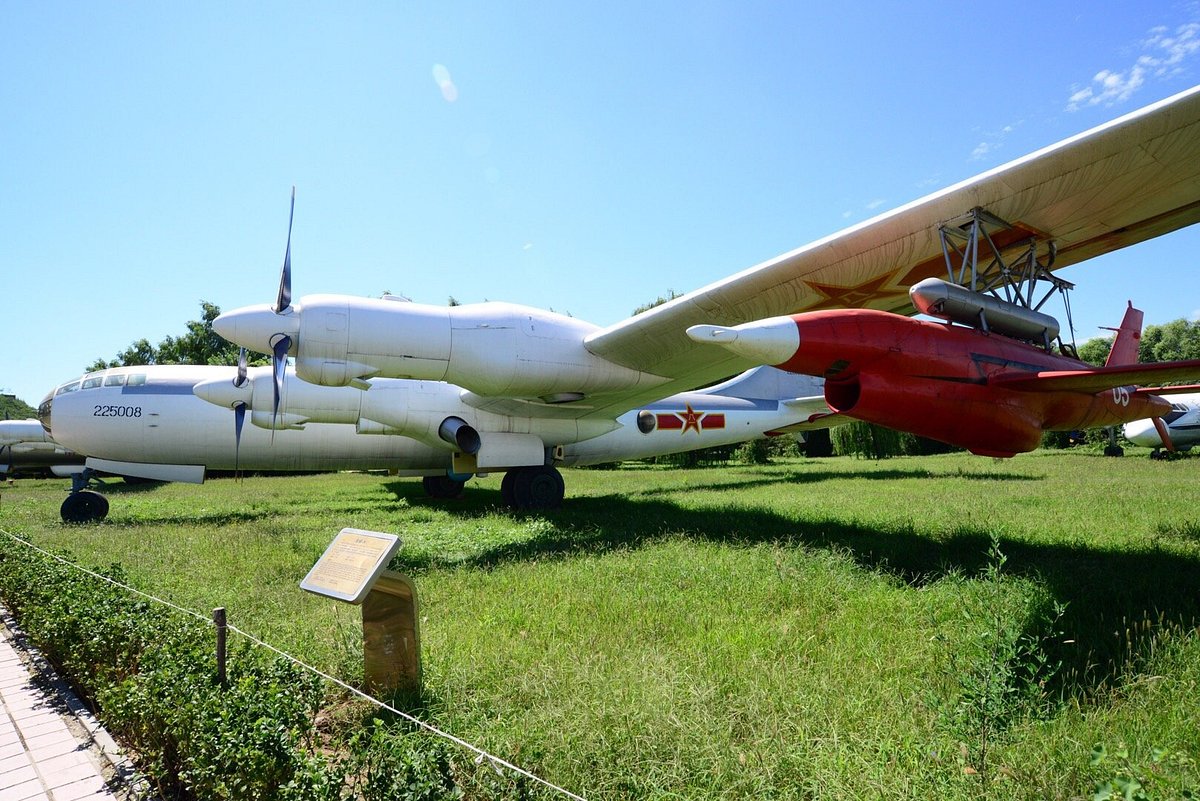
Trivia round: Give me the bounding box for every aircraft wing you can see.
[990,360,1200,393]
[580,84,1200,415]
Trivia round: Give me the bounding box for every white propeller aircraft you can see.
[40,363,832,522]
[1124,390,1200,456]
[41,84,1200,521]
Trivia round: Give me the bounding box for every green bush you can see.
[0,543,466,801]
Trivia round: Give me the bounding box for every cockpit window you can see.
[56,381,81,395]
[104,374,127,387]
[81,376,104,389]
[126,374,147,387]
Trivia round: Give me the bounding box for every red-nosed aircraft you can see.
[687,278,1200,457]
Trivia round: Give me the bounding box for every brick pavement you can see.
[0,610,136,800]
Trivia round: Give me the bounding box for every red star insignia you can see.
[803,272,909,312]
[679,404,703,434]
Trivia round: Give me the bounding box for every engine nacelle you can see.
[291,295,659,398]
[824,371,1043,457]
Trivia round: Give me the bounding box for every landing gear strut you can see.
[500,466,564,510]
[60,469,109,524]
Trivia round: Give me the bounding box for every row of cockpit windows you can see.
[56,373,147,395]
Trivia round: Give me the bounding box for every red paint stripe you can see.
[701,414,726,429]
[656,414,684,429]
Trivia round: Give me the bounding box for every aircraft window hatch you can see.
[56,382,80,395]
[104,374,127,387]
[81,377,103,389]
[126,374,147,387]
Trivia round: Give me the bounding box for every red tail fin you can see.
[1102,302,1144,367]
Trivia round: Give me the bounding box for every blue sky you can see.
[4,2,1200,406]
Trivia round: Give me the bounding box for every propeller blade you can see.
[272,334,291,430]
[234,347,248,388]
[1152,416,1176,452]
[275,187,295,314]
[233,401,247,478]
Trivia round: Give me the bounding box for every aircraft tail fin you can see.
[1102,302,1144,367]
[699,366,824,401]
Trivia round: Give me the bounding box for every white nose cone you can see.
[213,303,300,354]
[193,375,254,410]
[686,316,800,365]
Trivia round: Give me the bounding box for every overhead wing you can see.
[578,85,1200,417]
[990,360,1200,393]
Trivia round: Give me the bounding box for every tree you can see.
[88,301,243,371]
[1,394,38,420]
[1073,317,1200,370]
[631,289,682,316]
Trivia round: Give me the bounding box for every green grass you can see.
[1,451,1198,799]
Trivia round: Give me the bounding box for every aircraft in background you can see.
[204,86,1200,499]
[1124,390,1200,456]
[0,419,82,478]
[40,363,834,522]
[687,279,1200,457]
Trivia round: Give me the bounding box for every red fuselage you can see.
[774,309,1170,457]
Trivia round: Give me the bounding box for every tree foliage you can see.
[631,289,682,316]
[1,394,38,420]
[88,301,243,371]
[1073,316,1200,368]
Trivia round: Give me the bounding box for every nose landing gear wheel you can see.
[60,490,109,524]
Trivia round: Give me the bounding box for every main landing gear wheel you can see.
[422,474,466,499]
[60,490,109,524]
[501,466,564,510]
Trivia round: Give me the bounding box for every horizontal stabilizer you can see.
[991,359,1200,393]
[1132,383,1200,396]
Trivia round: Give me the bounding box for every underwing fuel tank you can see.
[909,277,1060,344]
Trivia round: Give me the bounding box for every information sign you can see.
[300,528,401,604]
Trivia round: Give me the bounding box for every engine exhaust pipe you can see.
[438,417,481,455]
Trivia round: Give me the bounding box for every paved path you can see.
[0,610,136,800]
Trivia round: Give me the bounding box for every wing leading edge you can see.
[579,84,1200,417]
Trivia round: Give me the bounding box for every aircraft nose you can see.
[37,391,54,436]
[1122,418,1161,447]
[193,375,254,410]
[213,303,300,355]
[686,317,801,366]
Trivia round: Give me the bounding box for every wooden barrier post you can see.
[213,607,227,687]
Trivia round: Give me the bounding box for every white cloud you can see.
[1067,22,1200,111]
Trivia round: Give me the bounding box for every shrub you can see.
[0,542,472,801]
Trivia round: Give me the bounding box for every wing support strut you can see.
[938,207,1078,354]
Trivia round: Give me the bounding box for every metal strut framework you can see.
[938,207,1078,353]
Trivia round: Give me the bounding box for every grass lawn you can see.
[1,450,1198,799]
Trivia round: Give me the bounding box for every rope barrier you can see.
[0,526,587,801]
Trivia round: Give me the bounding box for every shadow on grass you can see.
[386,475,1199,701]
